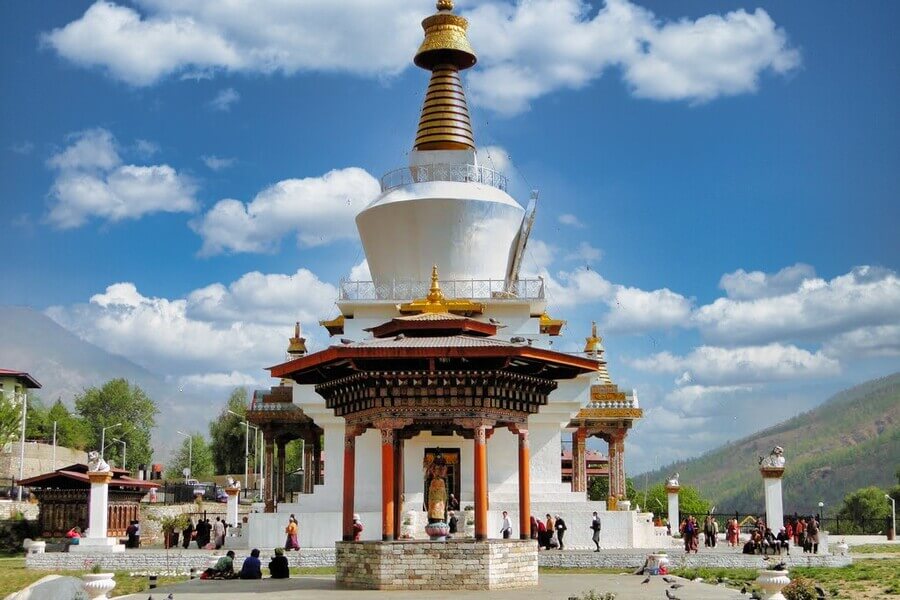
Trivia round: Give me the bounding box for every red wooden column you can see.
[474,425,488,541]
[393,436,404,540]
[572,427,587,493]
[276,441,287,502]
[380,427,395,541]
[517,428,531,540]
[342,425,361,541]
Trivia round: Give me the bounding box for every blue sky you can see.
[1,1,898,473]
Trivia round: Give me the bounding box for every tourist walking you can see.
[352,514,364,541]
[726,517,739,547]
[500,511,512,539]
[448,510,458,536]
[182,518,194,549]
[536,518,548,549]
[530,515,538,540]
[284,514,300,550]
[268,547,290,579]
[703,515,718,548]
[554,514,567,549]
[590,511,601,551]
[806,517,820,554]
[545,514,558,548]
[213,517,226,549]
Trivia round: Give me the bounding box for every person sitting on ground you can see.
[268,547,290,579]
[65,526,81,551]
[763,527,777,555]
[239,548,262,579]
[775,527,790,555]
[202,550,237,579]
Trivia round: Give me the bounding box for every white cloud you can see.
[178,371,265,389]
[191,167,380,255]
[134,139,160,158]
[44,1,798,114]
[665,384,754,414]
[209,87,239,111]
[822,324,900,359]
[544,266,614,308]
[46,267,338,376]
[349,259,371,281]
[605,285,693,333]
[10,141,35,155]
[476,145,512,174]
[46,128,197,229]
[631,343,840,386]
[566,241,603,263]
[695,266,900,345]
[719,263,816,300]
[201,155,236,171]
[558,213,584,228]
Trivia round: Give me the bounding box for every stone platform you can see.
[335,539,538,590]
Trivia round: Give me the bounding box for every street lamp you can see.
[100,423,121,460]
[176,431,192,480]
[16,389,27,502]
[113,438,127,471]
[227,410,250,489]
[887,494,896,540]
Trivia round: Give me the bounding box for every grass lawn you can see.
[0,556,182,598]
[851,544,900,554]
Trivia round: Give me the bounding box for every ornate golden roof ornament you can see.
[287,321,307,356]
[412,0,477,151]
[319,314,345,336]
[539,312,565,336]
[400,265,484,315]
[583,321,603,354]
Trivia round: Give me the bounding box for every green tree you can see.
[24,395,50,440]
[209,388,251,475]
[0,392,23,446]
[47,399,91,450]
[588,476,638,502]
[75,379,158,470]
[168,432,214,480]
[836,486,892,533]
[639,483,712,520]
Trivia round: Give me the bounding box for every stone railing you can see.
[339,278,544,301]
[380,163,508,193]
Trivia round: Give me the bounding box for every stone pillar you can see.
[517,429,531,540]
[761,466,785,532]
[71,471,124,553]
[225,486,240,526]
[474,425,488,541]
[276,441,286,503]
[342,426,358,541]
[666,484,680,531]
[264,437,275,513]
[572,427,587,493]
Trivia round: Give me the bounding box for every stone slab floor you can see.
[124,574,745,599]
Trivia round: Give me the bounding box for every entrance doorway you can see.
[423,448,461,512]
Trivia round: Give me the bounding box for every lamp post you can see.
[227,409,250,490]
[887,494,896,540]
[113,438,127,471]
[17,390,27,501]
[100,423,121,460]
[176,431,192,480]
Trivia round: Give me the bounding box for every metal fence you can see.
[380,163,508,193]
[339,278,545,301]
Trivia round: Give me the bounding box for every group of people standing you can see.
[182,516,227,549]
[528,513,570,550]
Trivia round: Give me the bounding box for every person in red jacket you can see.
[352,514,364,541]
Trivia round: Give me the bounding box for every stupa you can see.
[246,1,657,567]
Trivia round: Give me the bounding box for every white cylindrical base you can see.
[88,479,110,539]
[667,492,679,530]
[763,477,784,531]
[226,491,240,526]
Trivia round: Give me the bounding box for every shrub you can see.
[782,575,817,600]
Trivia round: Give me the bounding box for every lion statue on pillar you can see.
[87,451,111,473]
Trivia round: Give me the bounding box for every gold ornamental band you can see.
[417,119,474,132]
[759,466,785,479]
[87,471,114,484]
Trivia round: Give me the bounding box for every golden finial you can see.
[413,0,477,151]
[399,264,484,315]
[287,321,307,356]
[426,265,444,303]
[584,320,603,354]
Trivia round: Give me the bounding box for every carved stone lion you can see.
[87,451,111,472]
[759,446,786,468]
[667,472,680,487]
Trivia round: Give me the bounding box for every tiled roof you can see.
[338,335,522,349]
[0,369,41,388]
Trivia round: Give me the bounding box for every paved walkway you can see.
[125,574,744,599]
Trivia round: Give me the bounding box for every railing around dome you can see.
[379,163,509,193]
[339,278,544,301]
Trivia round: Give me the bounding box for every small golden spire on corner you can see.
[584,320,603,354]
[287,321,307,356]
[426,265,444,304]
[436,0,453,11]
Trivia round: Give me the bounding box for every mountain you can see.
[637,372,900,514]
[0,305,212,464]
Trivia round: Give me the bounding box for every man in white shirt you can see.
[591,512,602,551]
[500,511,512,539]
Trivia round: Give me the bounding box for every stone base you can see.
[336,539,538,590]
[69,537,125,553]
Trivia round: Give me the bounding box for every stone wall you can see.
[138,501,249,545]
[0,500,39,520]
[0,442,87,481]
[335,539,538,590]
[537,550,852,569]
[26,547,336,573]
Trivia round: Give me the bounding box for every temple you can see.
[244,1,654,562]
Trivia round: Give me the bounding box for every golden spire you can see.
[399,265,484,315]
[287,321,307,356]
[413,0,477,151]
[426,264,444,303]
[583,321,602,354]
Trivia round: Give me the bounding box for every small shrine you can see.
[19,463,158,538]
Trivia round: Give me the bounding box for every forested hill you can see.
[638,372,900,514]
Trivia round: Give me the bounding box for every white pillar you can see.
[761,467,785,532]
[666,484,680,532]
[225,487,240,526]
[71,471,124,553]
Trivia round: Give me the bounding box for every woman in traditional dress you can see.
[284,514,300,551]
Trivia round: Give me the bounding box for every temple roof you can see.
[19,463,158,490]
[0,368,41,388]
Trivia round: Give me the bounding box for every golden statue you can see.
[425,451,448,523]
